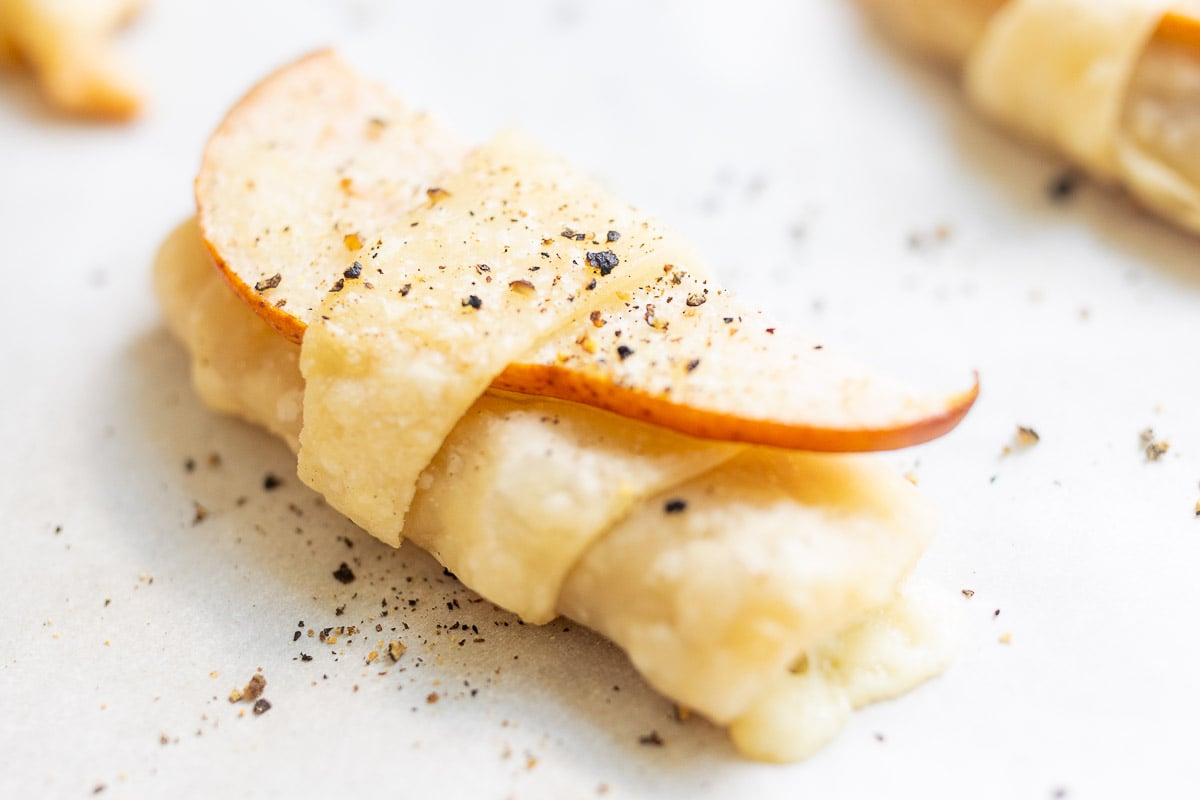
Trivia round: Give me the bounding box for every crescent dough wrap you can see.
[859,0,1200,235]
[160,53,965,761]
[157,218,954,762]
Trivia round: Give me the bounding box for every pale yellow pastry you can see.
[0,0,145,119]
[156,52,972,762]
[859,0,1200,235]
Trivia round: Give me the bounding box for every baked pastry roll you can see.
[156,52,974,762]
[859,0,1200,235]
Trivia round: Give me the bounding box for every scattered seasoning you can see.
[664,499,687,514]
[252,699,271,715]
[254,273,282,292]
[184,457,196,473]
[332,563,356,584]
[686,358,700,373]
[192,502,208,525]
[344,262,363,279]
[606,230,620,242]
[586,250,619,276]
[399,283,412,297]
[1140,428,1169,461]
[906,224,954,250]
[1194,500,1200,518]
[589,310,605,328]
[723,317,734,324]
[229,673,266,703]
[262,473,282,491]
[292,630,301,642]
[673,705,691,722]
[300,653,313,662]
[388,640,406,662]
[638,731,664,747]
[1047,170,1081,202]
[1003,425,1040,455]
[616,345,634,360]
[426,187,451,204]
[426,692,439,704]
[962,589,975,598]
[586,278,597,291]
[508,279,536,296]
[462,294,483,310]
[343,233,363,251]
[998,632,1013,644]
[685,293,706,307]
[329,277,346,293]
[243,674,266,702]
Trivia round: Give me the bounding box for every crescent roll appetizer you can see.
[859,0,1200,235]
[155,51,976,761]
[0,0,145,119]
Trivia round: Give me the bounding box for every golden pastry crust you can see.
[0,0,145,120]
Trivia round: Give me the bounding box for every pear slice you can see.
[197,50,976,451]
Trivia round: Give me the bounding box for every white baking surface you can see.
[2,1,1198,798]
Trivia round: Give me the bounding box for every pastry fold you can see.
[860,0,1200,235]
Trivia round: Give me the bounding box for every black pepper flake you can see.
[606,230,620,242]
[254,273,282,292]
[1047,170,1081,202]
[330,278,346,293]
[292,630,301,642]
[587,250,620,276]
[664,499,687,514]
[332,563,356,584]
[723,317,734,324]
[399,283,412,297]
[252,698,271,715]
[344,261,363,279]
[300,653,313,662]
[616,345,634,360]
[462,294,483,310]
[685,293,706,307]
[638,731,664,747]
[686,358,700,372]
[263,473,282,491]
[586,278,597,290]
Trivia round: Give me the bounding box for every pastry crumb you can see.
[1140,429,1169,461]
[1002,425,1039,456]
[230,673,266,703]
